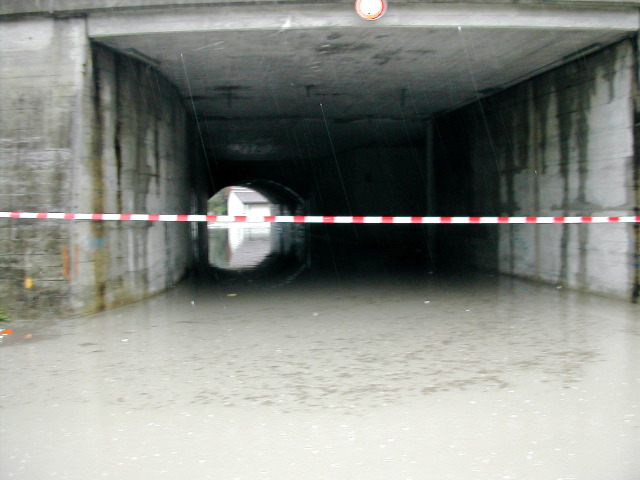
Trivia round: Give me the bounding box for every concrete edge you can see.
[2,0,640,18]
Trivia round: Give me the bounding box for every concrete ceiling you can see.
[91,3,638,162]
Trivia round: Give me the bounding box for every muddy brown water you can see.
[1,255,639,479]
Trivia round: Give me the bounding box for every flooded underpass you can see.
[2,2,640,478]
[1,242,639,480]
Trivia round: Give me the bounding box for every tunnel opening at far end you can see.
[206,182,307,286]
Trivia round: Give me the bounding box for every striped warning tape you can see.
[1,212,639,224]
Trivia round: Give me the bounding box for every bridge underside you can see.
[0,2,638,316]
[91,4,635,167]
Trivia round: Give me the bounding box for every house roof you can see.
[232,189,269,205]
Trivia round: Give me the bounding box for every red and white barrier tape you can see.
[1,212,639,224]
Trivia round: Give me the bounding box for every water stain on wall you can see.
[434,39,635,299]
[90,47,107,313]
[632,37,640,303]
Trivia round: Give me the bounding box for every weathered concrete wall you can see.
[436,38,639,300]
[71,44,193,314]
[0,18,195,318]
[0,17,87,317]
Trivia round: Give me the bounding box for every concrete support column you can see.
[0,16,90,317]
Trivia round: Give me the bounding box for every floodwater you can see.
[1,244,639,479]
[209,225,273,270]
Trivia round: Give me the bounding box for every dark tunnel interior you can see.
[198,130,446,290]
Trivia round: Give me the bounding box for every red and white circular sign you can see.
[355,0,386,20]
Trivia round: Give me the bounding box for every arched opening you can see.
[208,186,273,269]
[205,181,307,286]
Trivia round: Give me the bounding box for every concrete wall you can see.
[0,17,87,317]
[0,17,196,318]
[73,44,193,314]
[2,0,638,16]
[435,38,639,300]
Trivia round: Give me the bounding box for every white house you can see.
[227,186,271,216]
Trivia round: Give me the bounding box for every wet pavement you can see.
[1,254,639,479]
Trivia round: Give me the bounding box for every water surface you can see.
[1,266,639,479]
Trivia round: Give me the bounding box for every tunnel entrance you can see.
[78,4,636,302]
[1,3,633,318]
[205,182,307,287]
[207,186,274,270]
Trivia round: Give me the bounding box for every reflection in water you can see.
[1,247,639,479]
[208,221,308,290]
[209,224,273,269]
